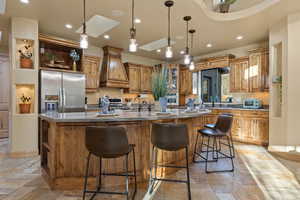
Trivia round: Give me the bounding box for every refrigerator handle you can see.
[58,88,63,112]
[62,88,66,109]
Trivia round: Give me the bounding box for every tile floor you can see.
[0,138,300,200]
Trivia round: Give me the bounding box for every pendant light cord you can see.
[168,7,171,46]
[186,21,189,53]
[83,0,86,34]
[190,32,194,55]
[132,0,135,29]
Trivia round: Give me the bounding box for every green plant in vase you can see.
[152,66,168,112]
[19,94,32,114]
[70,50,80,71]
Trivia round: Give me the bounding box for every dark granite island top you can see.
[39,109,211,123]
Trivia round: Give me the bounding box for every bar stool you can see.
[193,114,234,173]
[83,126,137,200]
[203,113,235,158]
[149,123,192,200]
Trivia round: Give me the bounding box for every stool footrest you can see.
[85,190,128,195]
[101,172,135,177]
[157,164,186,169]
[153,178,188,183]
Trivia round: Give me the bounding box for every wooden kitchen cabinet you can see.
[125,63,152,94]
[0,111,8,139]
[140,66,153,93]
[179,67,192,95]
[206,109,269,146]
[248,48,269,92]
[81,56,101,92]
[230,57,249,93]
[179,66,192,105]
[100,46,129,88]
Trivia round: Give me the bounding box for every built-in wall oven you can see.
[167,93,179,105]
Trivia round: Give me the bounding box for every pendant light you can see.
[183,16,192,65]
[189,29,196,71]
[80,0,88,49]
[165,0,174,58]
[129,0,137,52]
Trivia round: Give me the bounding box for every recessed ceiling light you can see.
[206,43,212,48]
[180,50,185,54]
[20,0,29,4]
[104,34,110,39]
[65,24,73,29]
[134,18,141,24]
[156,49,161,53]
[236,35,243,40]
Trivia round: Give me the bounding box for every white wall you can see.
[268,12,300,152]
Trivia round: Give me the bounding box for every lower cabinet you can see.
[0,111,9,138]
[205,109,269,146]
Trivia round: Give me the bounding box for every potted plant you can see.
[152,67,168,112]
[45,52,56,65]
[18,44,33,69]
[70,50,80,71]
[219,0,237,13]
[19,94,32,114]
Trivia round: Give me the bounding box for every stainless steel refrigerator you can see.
[40,70,86,113]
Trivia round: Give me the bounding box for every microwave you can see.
[243,99,262,109]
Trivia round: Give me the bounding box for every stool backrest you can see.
[85,126,129,158]
[215,114,233,134]
[151,123,189,151]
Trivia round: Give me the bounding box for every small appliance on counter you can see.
[243,99,262,109]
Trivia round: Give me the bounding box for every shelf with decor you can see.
[15,84,35,115]
[16,39,35,70]
[39,34,83,72]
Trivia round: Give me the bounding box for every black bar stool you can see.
[203,113,235,158]
[193,114,234,173]
[149,123,192,200]
[83,126,137,200]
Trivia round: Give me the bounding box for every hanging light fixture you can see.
[80,0,88,49]
[129,0,137,52]
[189,29,196,70]
[165,0,174,58]
[183,16,192,65]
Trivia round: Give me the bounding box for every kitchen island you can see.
[39,109,211,190]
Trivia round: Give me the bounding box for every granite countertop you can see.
[39,109,211,123]
[208,107,269,112]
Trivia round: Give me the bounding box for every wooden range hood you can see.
[100,46,129,88]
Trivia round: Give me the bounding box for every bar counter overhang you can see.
[39,109,211,190]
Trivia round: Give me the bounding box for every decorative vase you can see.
[19,103,31,114]
[219,3,230,13]
[72,61,77,71]
[20,58,33,69]
[159,97,168,113]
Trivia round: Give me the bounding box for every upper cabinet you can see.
[100,46,129,88]
[81,56,101,92]
[196,55,235,71]
[140,66,153,93]
[179,66,192,95]
[124,63,153,94]
[230,57,249,93]
[229,48,269,93]
[248,48,269,92]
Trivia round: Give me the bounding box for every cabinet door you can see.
[140,66,152,93]
[128,65,141,93]
[230,59,249,93]
[0,111,8,138]
[180,68,192,95]
[249,53,263,92]
[82,56,100,91]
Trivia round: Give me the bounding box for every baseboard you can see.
[8,151,39,158]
